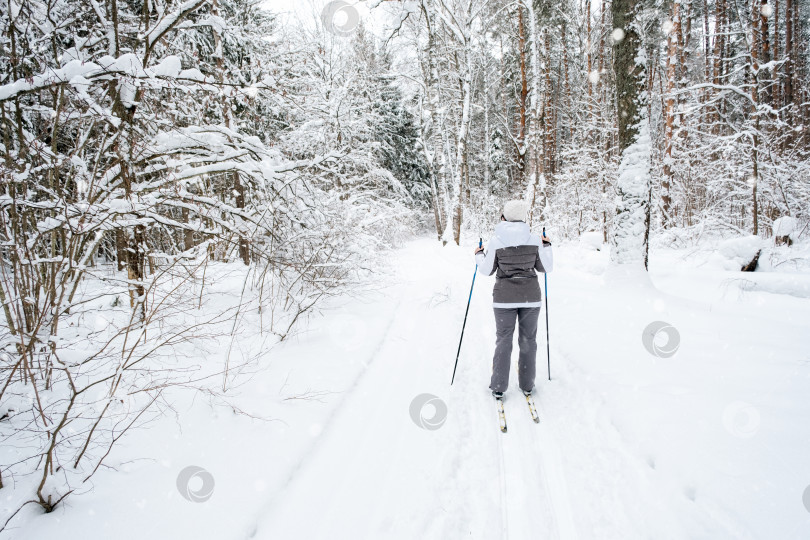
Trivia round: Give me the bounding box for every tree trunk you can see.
[451,68,472,245]
[790,0,807,109]
[785,0,793,110]
[586,0,593,117]
[423,6,446,240]
[773,0,780,111]
[128,224,147,319]
[444,16,473,247]
[182,207,194,252]
[524,0,544,222]
[499,34,512,193]
[543,29,554,176]
[662,0,681,228]
[483,66,492,195]
[679,0,692,132]
[760,0,771,104]
[751,0,761,235]
[562,22,573,141]
[610,0,652,269]
[712,0,728,127]
[233,172,250,265]
[115,229,128,271]
[702,0,711,119]
[213,0,250,265]
[517,4,529,191]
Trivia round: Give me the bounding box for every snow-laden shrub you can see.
[0,0,418,525]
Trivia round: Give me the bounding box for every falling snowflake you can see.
[761,4,773,17]
[662,19,674,34]
[588,70,600,84]
[611,28,625,43]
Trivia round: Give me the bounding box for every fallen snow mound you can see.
[772,216,798,239]
[579,231,604,251]
[711,235,766,271]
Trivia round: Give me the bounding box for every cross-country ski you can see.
[495,397,508,433]
[526,394,540,424]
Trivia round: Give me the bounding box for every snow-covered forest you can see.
[1,0,809,537]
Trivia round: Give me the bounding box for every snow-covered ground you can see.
[5,236,810,539]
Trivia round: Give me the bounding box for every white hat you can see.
[503,200,530,222]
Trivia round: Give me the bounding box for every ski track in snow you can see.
[495,426,509,539]
[533,374,580,540]
[245,297,405,538]
[468,290,563,540]
[247,238,621,539]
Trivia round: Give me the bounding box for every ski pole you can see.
[543,227,551,381]
[451,237,482,385]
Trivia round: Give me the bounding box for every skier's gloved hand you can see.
[542,232,552,246]
[473,245,484,255]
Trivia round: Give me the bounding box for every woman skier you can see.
[473,200,553,400]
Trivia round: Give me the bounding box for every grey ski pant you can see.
[490,307,541,393]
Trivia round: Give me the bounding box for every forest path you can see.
[247,237,683,540]
[10,238,805,540]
